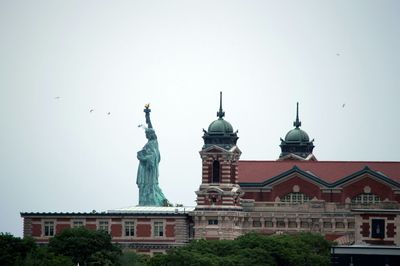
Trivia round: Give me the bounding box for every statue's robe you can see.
[137,139,166,206]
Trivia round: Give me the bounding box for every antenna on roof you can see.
[217,91,225,119]
[293,102,301,128]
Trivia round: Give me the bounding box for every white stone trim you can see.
[71,219,86,228]
[122,219,136,238]
[42,219,56,238]
[152,219,166,238]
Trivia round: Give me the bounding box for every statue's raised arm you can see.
[144,103,153,129]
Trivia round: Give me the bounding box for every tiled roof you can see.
[20,211,108,216]
[108,206,195,214]
[238,160,400,184]
[20,206,195,217]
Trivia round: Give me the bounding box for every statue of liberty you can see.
[137,104,168,206]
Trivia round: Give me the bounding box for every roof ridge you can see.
[239,160,400,163]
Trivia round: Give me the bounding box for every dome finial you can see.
[217,91,225,119]
[293,102,301,128]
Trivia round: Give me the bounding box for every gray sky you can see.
[1,0,399,237]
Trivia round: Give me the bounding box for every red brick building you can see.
[192,98,400,245]
[21,97,400,252]
[21,207,194,254]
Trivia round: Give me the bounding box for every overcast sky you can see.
[1,0,399,237]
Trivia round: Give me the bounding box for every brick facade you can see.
[21,208,193,254]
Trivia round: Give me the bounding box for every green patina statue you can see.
[137,104,168,206]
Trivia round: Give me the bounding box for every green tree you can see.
[119,251,149,266]
[148,232,331,266]
[0,233,36,265]
[0,233,73,266]
[267,233,331,266]
[48,227,121,266]
[23,247,74,266]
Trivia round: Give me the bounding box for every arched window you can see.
[351,193,381,204]
[212,160,220,183]
[281,192,311,203]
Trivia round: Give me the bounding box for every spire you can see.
[293,102,301,128]
[280,102,315,160]
[217,91,225,119]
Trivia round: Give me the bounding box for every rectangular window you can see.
[323,222,332,229]
[252,221,261,227]
[336,222,345,229]
[276,220,285,228]
[72,220,85,228]
[288,221,297,228]
[300,221,309,228]
[154,221,164,237]
[124,221,135,237]
[98,220,109,232]
[371,219,385,238]
[44,221,55,236]
[265,221,273,227]
[208,219,218,225]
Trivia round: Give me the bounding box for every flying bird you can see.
[342,103,346,108]
[54,96,60,99]
[107,112,111,115]
[89,109,94,113]
[336,53,341,56]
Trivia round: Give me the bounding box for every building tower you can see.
[192,92,244,240]
[279,102,316,160]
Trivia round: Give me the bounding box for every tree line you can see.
[0,228,332,266]
[149,232,332,266]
